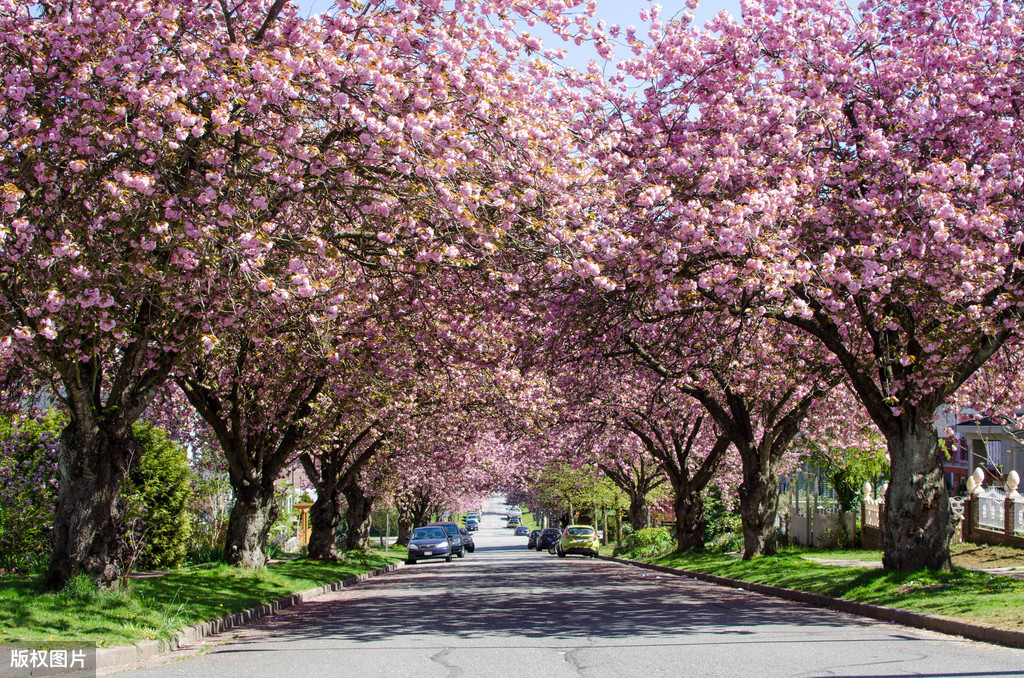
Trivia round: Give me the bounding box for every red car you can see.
[514,525,530,536]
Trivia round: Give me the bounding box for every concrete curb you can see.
[95,561,404,670]
[598,555,1024,650]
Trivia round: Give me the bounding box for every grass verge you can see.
[633,548,1024,633]
[0,550,401,647]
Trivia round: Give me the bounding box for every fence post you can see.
[860,482,870,546]
[1006,471,1020,537]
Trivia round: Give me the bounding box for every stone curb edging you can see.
[598,555,1024,650]
[95,561,404,669]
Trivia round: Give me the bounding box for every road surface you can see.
[114,497,1024,677]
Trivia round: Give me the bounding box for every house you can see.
[937,406,1024,492]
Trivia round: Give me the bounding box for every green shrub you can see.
[706,528,744,553]
[127,423,192,570]
[703,487,743,553]
[613,527,673,559]
[0,411,63,573]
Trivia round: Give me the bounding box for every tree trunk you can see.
[673,489,705,553]
[307,488,341,561]
[881,418,952,571]
[47,416,141,590]
[223,478,277,568]
[411,505,430,530]
[627,494,647,532]
[396,504,414,546]
[738,462,779,559]
[343,485,373,551]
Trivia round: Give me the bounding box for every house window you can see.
[986,439,1007,468]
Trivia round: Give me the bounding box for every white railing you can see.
[1015,497,1024,536]
[977,487,1007,530]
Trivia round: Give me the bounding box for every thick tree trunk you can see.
[307,489,341,561]
[343,485,374,551]
[47,417,141,590]
[881,419,952,571]
[396,503,414,546]
[411,506,430,530]
[627,494,647,532]
[673,489,705,553]
[224,478,277,568]
[738,463,779,559]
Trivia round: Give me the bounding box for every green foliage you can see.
[830,467,859,512]
[702,486,743,553]
[0,411,63,573]
[186,546,224,565]
[798,429,889,511]
[613,526,673,558]
[186,467,231,556]
[128,423,193,570]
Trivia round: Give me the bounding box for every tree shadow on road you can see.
[203,553,907,649]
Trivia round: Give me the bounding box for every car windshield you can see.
[412,528,446,540]
[567,527,595,536]
[542,528,560,535]
[434,524,458,536]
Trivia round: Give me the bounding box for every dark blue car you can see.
[537,527,561,551]
[406,526,453,564]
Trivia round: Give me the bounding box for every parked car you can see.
[458,527,476,553]
[527,529,541,548]
[557,525,600,558]
[406,526,453,564]
[465,520,479,531]
[506,517,521,528]
[514,525,530,536]
[537,527,561,551]
[426,521,466,557]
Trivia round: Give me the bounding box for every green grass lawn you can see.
[520,509,540,531]
[0,550,401,647]
[639,549,1024,632]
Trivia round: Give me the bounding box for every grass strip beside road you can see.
[636,549,1024,633]
[0,550,401,646]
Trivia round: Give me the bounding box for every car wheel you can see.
[457,549,465,558]
[468,545,475,553]
[406,558,416,565]
[557,547,566,558]
[445,554,453,563]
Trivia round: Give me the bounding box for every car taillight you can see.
[563,530,569,537]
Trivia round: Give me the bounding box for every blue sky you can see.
[293,0,743,73]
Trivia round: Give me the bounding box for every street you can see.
[114,497,1024,677]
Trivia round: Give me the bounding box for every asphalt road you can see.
[113,497,1024,678]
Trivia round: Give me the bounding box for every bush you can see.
[706,527,744,553]
[0,411,62,573]
[613,527,673,559]
[126,423,193,570]
[703,487,743,553]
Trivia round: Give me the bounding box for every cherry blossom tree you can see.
[600,0,1024,569]
[0,0,603,586]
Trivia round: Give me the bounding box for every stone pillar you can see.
[1005,470,1020,537]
